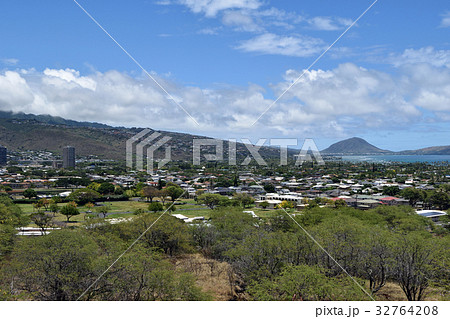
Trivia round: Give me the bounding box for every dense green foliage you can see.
[0,195,28,258]
[60,202,80,222]
[67,188,101,205]
[0,194,448,301]
[0,210,209,300]
[191,206,449,301]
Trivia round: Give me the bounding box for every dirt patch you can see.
[176,254,236,301]
[375,282,449,301]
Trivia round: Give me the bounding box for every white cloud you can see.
[222,10,262,32]
[270,63,421,132]
[167,1,355,60]
[0,71,34,109]
[400,63,450,112]
[236,33,325,57]
[1,62,450,139]
[173,1,354,41]
[440,11,450,28]
[43,68,97,91]
[179,0,262,17]
[389,47,450,68]
[197,27,221,35]
[307,16,352,31]
[1,58,19,66]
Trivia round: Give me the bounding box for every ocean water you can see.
[337,155,450,164]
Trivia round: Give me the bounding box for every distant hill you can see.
[0,117,129,160]
[0,111,110,129]
[2,111,450,160]
[398,145,450,155]
[322,137,392,155]
[0,111,291,162]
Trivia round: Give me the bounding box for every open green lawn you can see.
[17,203,37,214]
[251,208,299,218]
[252,208,282,218]
[18,199,204,226]
[18,200,149,215]
[95,200,148,213]
[24,211,89,227]
[18,199,296,227]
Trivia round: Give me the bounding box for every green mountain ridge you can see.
[322,137,450,155]
[397,145,450,156]
[321,137,392,155]
[1,111,450,158]
[0,112,290,162]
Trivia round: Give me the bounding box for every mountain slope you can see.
[398,145,450,155]
[0,118,129,159]
[322,137,392,155]
[0,112,292,162]
[2,112,450,159]
[0,110,109,128]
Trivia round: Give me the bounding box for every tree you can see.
[165,203,176,212]
[0,195,29,257]
[382,186,400,196]
[96,205,110,218]
[159,189,169,206]
[194,190,204,203]
[30,213,53,235]
[98,182,115,195]
[157,179,166,190]
[116,214,192,256]
[197,193,225,209]
[142,186,159,202]
[49,202,59,217]
[67,188,100,205]
[9,230,100,300]
[247,265,368,301]
[33,201,43,213]
[37,198,50,211]
[23,188,37,199]
[277,200,294,210]
[114,186,124,195]
[85,202,94,212]
[263,184,275,193]
[134,208,145,215]
[400,187,423,207]
[149,202,164,213]
[430,191,450,210]
[357,228,392,294]
[334,199,347,208]
[195,209,259,259]
[233,193,255,208]
[311,215,367,276]
[165,186,184,203]
[51,196,62,204]
[6,166,22,174]
[391,233,439,301]
[87,182,101,191]
[259,201,269,209]
[60,202,80,222]
[1,185,12,192]
[105,245,207,300]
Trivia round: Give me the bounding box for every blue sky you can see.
[1,0,450,150]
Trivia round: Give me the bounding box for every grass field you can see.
[17,198,294,227]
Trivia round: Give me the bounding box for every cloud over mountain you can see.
[1,55,450,140]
